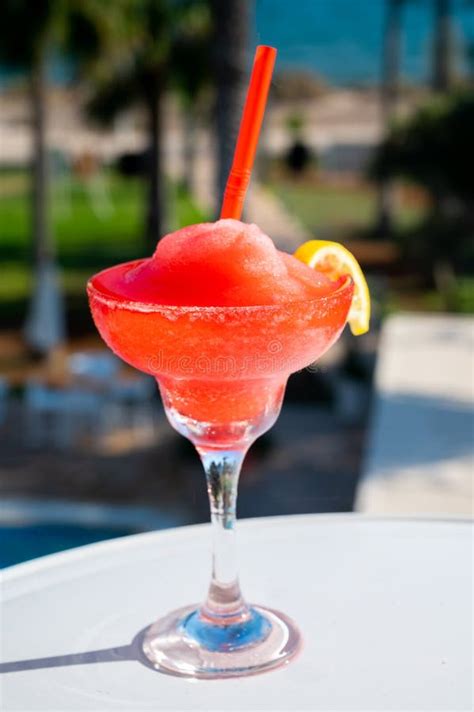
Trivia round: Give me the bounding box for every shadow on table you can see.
[0,627,157,675]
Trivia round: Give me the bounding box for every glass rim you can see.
[87,259,354,315]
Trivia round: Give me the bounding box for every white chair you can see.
[68,351,120,385]
[106,376,157,442]
[24,379,105,450]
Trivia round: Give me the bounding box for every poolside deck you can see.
[356,313,473,516]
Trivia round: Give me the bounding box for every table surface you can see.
[1,514,472,711]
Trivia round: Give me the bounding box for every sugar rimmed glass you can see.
[88,260,353,678]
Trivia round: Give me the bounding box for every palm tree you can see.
[370,92,474,305]
[377,0,404,237]
[210,0,250,215]
[0,1,104,353]
[87,0,211,250]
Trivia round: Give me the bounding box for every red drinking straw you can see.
[220,45,277,220]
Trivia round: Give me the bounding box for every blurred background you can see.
[1,0,472,567]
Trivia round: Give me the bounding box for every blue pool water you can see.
[0,499,187,569]
[0,524,134,568]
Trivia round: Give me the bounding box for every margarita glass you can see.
[87,253,353,678]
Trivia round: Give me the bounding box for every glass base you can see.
[142,604,302,679]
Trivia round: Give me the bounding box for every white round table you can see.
[1,514,472,711]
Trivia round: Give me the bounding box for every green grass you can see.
[1,168,464,329]
[383,278,474,316]
[1,173,141,263]
[270,180,474,316]
[0,169,209,329]
[0,262,94,302]
[270,181,426,237]
[421,278,474,314]
[0,171,208,266]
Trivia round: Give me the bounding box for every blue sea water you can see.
[1,1,473,87]
[254,0,474,85]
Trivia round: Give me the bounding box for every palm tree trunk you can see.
[145,80,166,249]
[182,106,196,194]
[30,54,53,264]
[377,0,403,237]
[211,0,250,216]
[433,0,452,92]
[467,40,474,84]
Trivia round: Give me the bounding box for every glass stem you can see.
[198,448,249,624]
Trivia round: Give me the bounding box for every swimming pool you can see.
[0,498,189,568]
[0,523,133,568]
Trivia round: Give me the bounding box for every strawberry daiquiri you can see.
[87,218,354,678]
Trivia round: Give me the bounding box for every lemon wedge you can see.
[294,239,370,335]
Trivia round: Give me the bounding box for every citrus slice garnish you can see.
[294,239,370,335]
